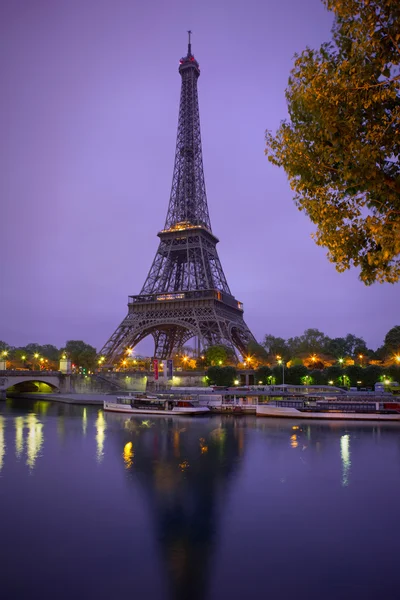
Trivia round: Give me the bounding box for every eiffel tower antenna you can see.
[100,36,255,363]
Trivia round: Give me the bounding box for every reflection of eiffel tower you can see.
[100,32,255,363]
[115,415,245,600]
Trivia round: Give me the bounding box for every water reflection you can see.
[82,407,87,436]
[95,411,106,463]
[111,415,245,600]
[0,416,5,471]
[1,400,400,600]
[123,441,134,468]
[26,414,44,470]
[340,433,351,487]
[15,416,24,459]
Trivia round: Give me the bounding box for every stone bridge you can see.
[0,369,210,398]
[0,371,67,396]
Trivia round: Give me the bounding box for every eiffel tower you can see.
[100,33,255,362]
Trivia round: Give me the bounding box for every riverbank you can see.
[5,392,107,405]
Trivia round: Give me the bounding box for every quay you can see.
[3,382,400,421]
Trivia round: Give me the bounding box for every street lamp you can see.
[1,350,8,369]
[358,354,364,366]
[277,359,285,386]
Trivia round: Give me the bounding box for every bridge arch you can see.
[0,374,61,394]
[7,380,60,394]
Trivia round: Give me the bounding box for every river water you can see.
[0,398,399,600]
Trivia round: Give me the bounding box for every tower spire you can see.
[187,30,192,56]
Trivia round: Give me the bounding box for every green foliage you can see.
[285,365,308,384]
[287,328,329,356]
[309,369,328,385]
[325,334,367,358]
[265,0,400,284]
[325,365,344,383]
[345,365,364,386]
[384,326,400,354]
[362,365,384,387]
[271,365,284,385]
[247,340,269,360]
[255,365,272,384]
[206,366,236,387]
[0,341,10,352]
[386,365,400,382]
[62,340,97,370]
[204,345,233,366]
[262,335,289,359]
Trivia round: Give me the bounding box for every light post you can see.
[1,350,8,370]
[34,353,40,371]
[358,354,364,367]
[278,359,285,386]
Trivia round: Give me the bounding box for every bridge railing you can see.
[0,370,62,376]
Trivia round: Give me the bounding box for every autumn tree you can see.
[265,0,400,284]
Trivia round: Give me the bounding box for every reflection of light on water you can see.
[0,416,5,471]
[173,431,180,457]
[82,408,87,436]
[15,416,24,458]
[26,414,44,470]
[199,437,208,454]
[340,434,351,487]
[123,441,134,469]
[290,434,298,448]
[96,411,106,463]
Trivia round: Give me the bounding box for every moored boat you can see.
[104,393,210,415]
[256,397,400,421]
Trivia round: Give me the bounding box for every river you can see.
[0,398,399,600]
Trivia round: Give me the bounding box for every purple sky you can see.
[1,0,398,353]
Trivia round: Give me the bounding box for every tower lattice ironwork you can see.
[100,33,255,362]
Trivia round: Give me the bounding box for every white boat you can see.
[103,393,210,416]
[256,397,400,421]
